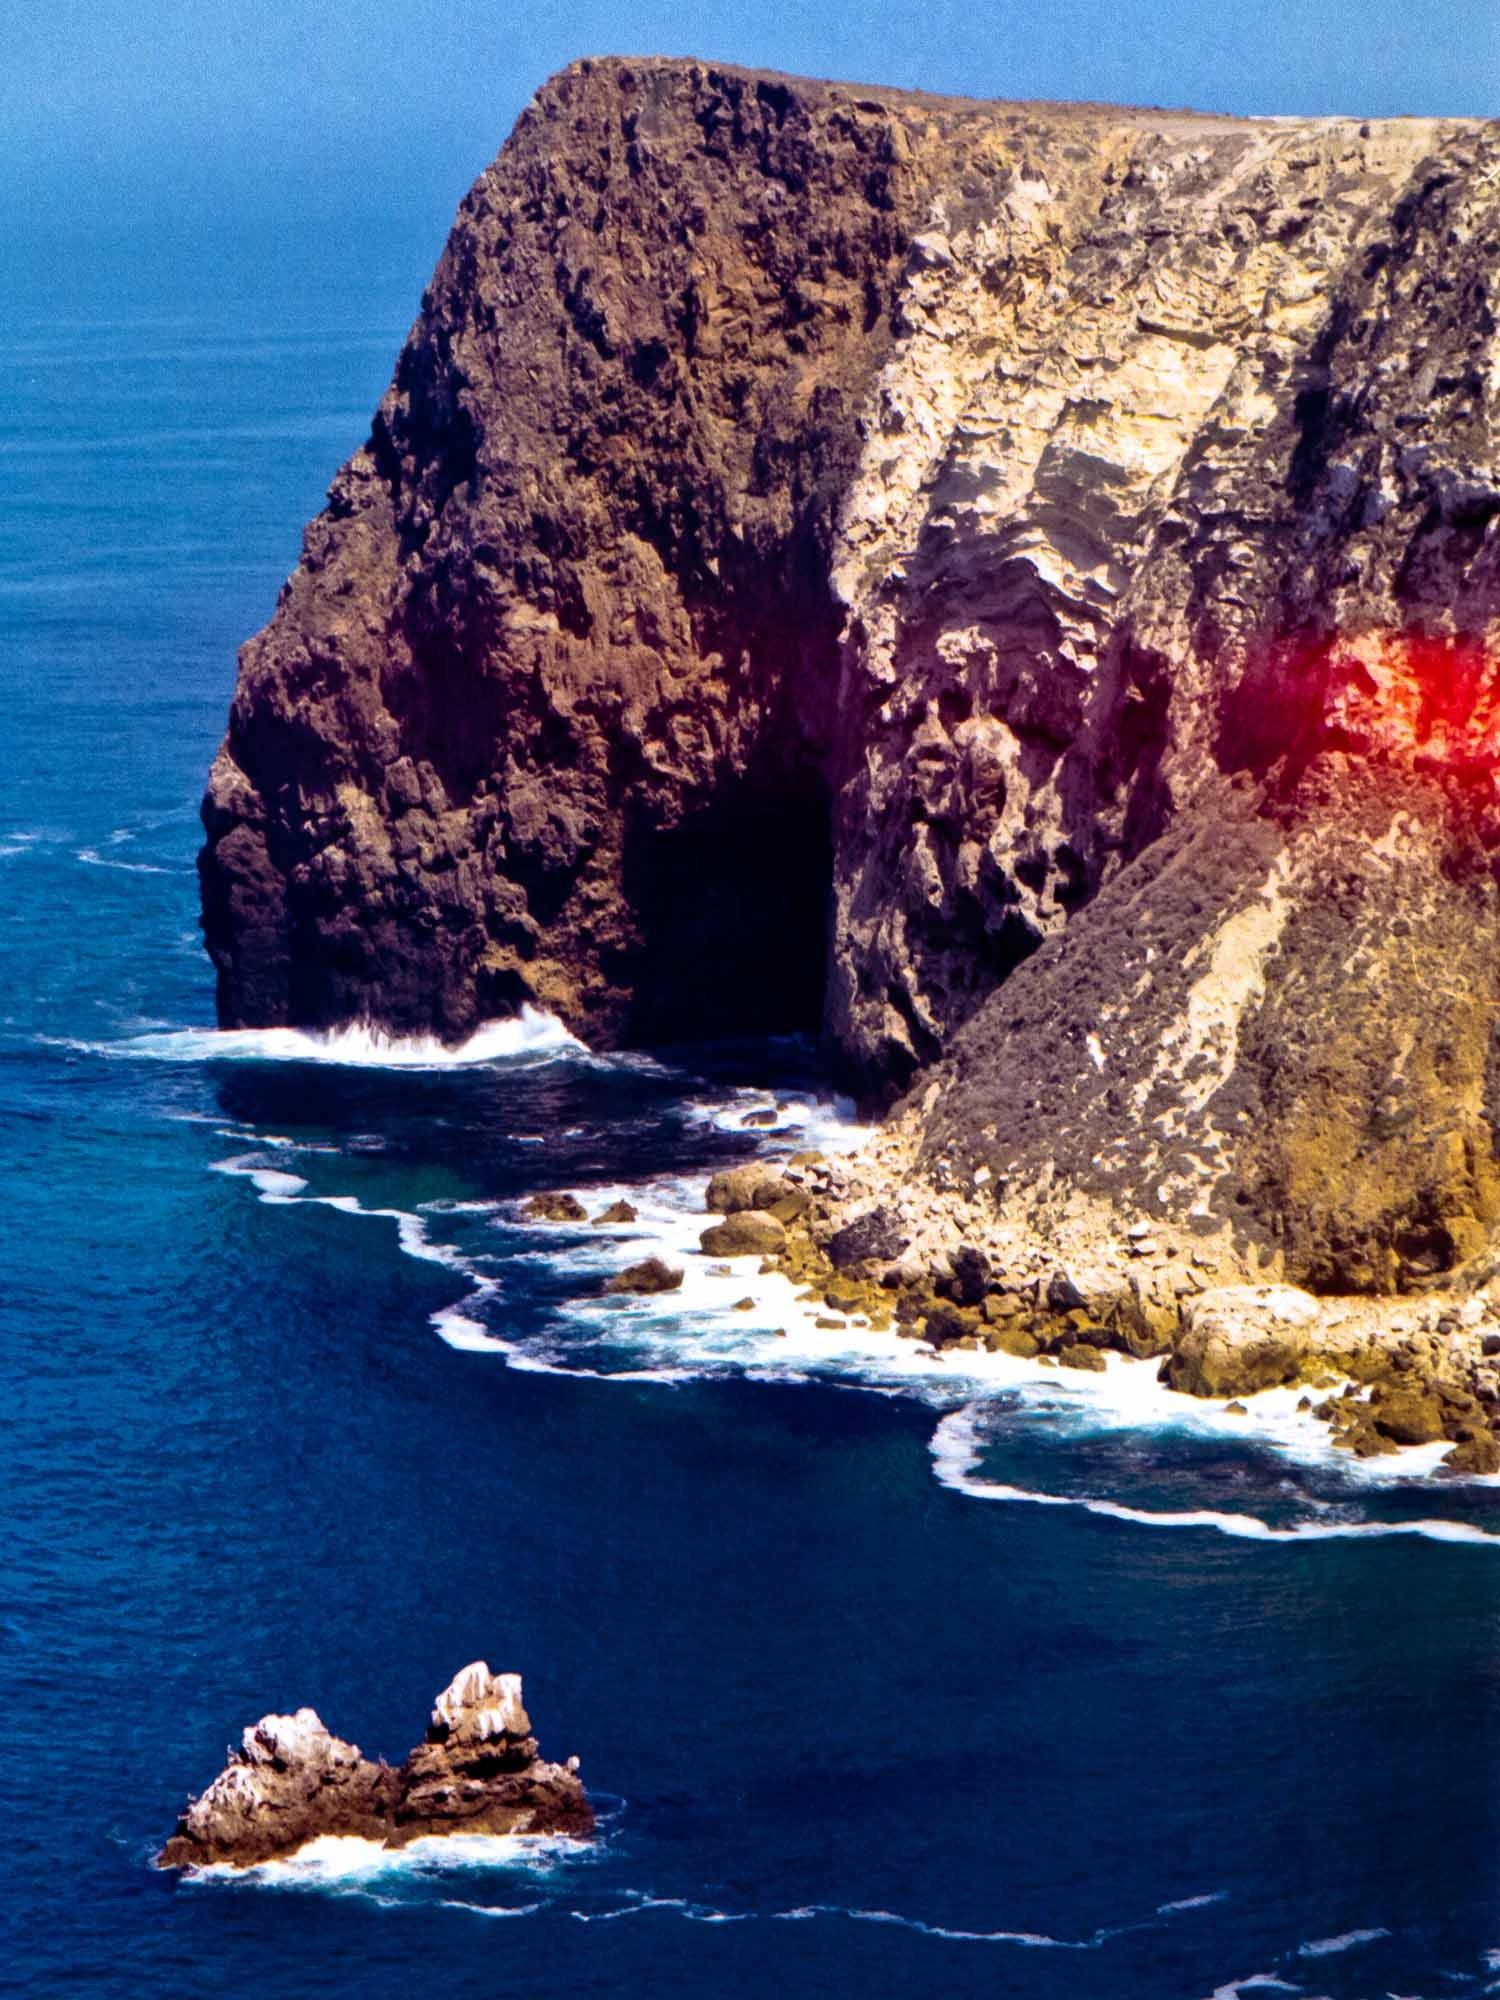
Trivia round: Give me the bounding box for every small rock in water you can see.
[741,1108,778,1127]
[525,1192,588,1223]
[592,1199,638,1225]
[1056,1342,1107,1372]
[604,1257,684,1295]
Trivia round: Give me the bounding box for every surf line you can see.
[930,1406,1500,1547]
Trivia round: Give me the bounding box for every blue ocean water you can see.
[5,227,1500,2000]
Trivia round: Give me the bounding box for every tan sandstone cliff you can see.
[201,59,1500,1316]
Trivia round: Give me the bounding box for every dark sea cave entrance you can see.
[623,778,833,1047]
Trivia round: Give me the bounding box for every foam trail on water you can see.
[183,1824,1229,1955]
[1296,1926,1390,1956]
[48,1006,581,1068]
[931,1405,1500,1547]
[440,1899,542,1918]
[76,845,171,875]
[567,1888,1231,1947]
[1206,1979,1300,2000]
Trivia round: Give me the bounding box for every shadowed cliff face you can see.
[202,58,1500,1285]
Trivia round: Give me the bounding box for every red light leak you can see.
[1256,632,1500,784]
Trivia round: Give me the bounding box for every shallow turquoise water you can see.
[5,234,1500,2000]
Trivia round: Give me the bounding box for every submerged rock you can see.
[157,1664,591,1869]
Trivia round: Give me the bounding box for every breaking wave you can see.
[47,1006,581,1068]
[182,1830,593,1899]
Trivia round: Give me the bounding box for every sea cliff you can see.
[201,60,1500,1421]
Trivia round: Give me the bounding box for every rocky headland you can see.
[157,1664,591,1869]
[201,59,1500,1459]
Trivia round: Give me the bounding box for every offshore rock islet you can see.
[157,1663,592,1869]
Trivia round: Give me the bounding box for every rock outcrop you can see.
[157,1663,591,1869]
[202,57,1500,1303]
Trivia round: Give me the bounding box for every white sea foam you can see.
[684,1086,874,1155]
[185,1830,590,1890]
[569,1897,1084,1943]
[1206,1978,1300,2000]
[571,1892,1237,1947]
[76,845,170,875]
[504,1171,1476,1506]
[440,1898,543,1918]
[52,1006,580,1068]
[1296,1926,1390,1956]
[432,1302,508,1353]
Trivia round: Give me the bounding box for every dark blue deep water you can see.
[6,229,1500,2000]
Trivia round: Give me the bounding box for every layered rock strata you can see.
[202,58,1500,1316]
[157,1663,591,1869]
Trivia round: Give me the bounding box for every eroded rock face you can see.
[157,1663,591,1869]
[202,57,1500,1286]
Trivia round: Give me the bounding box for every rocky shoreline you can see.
[781,1147,1500,1473]
[552,1135,1500,1475]
[157,1664,591,1870]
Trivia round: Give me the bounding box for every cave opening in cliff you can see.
[623,778,833,1046]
